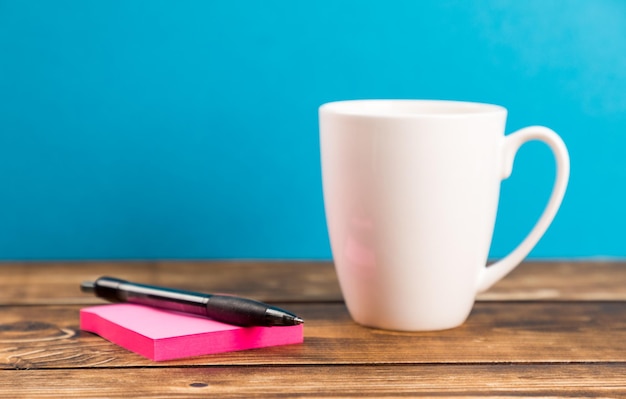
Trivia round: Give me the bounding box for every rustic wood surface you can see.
[1,261,626,305]
[0,261,624,398]
[2,364,625,398]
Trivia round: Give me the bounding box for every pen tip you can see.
[80,281,96,293]
[294,317,304,325]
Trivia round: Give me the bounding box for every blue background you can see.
[0,0,624,260]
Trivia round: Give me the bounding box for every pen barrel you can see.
[89,277,301,326]
[92,277,128,302]
[93,277,209,317]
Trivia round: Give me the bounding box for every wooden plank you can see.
[1,364,625,398]
[1,261,625,305]
[1,302,625,369]
[478,261,626,301]
[0,261,343,305]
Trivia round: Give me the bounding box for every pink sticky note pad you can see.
[80,303,304,361]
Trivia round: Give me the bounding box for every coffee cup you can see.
[319,100,569,331]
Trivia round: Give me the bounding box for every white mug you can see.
[319,100,570,331]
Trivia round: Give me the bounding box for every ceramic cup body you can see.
[319,100,569,331]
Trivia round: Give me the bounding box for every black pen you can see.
[80,276,304,327]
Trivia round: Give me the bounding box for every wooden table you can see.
[0,261,625,398]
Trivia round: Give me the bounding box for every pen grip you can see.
[205,295,269,326]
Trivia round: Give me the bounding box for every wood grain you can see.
[1,301,624,369]
[0,261,343,305]
[1,261,625,306]
[1,261,625,398]
[1,364,625,398]
[479,260,626,301]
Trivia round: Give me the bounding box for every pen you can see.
[80,276,304,327]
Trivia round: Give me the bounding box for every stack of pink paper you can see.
[80,303,304,361]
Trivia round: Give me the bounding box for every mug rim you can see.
[319,99,507,119]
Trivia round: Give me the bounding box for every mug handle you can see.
[477,126,570,293]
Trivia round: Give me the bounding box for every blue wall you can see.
[1,0,625,260]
